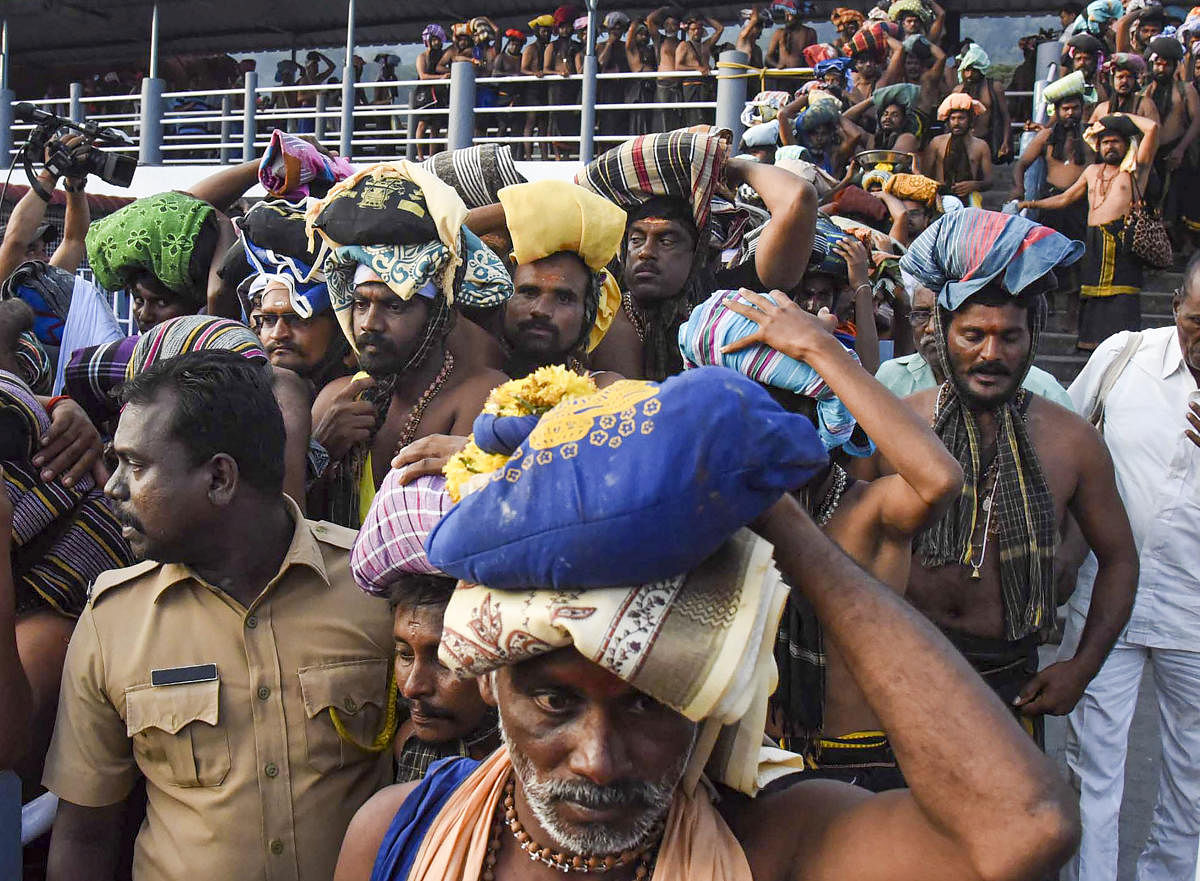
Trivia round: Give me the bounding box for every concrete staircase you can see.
[1034,270,1181,386]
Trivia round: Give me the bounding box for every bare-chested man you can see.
[1065,33,1111,106]
[521,16,555,161]
[415,25,450,160]
[1141,37,1200,230]
[647,5,684,131]
[1021,112,1158,350]
[700,285,963,791]
[766,0,817,89]
[334,348,1081,881]
[900,208,1139,747]
[879,34,946,121]
[737,7,769,69]
[674,12,724,127]
[1115,5,1165,54]
[846,47,884,105]
[1090,54,1158,123]
[1012,89,1093,313]
[926,94,992,208]
[952,44,1011,162]
[830,6,865,54]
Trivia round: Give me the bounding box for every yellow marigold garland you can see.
[444,366,598,502]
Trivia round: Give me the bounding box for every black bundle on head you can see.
[387,573,458,611]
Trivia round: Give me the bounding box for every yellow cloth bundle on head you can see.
[498,180,627,351]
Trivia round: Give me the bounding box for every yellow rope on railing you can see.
[715,61,814,93]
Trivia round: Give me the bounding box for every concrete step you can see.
[1034,354,1088,385]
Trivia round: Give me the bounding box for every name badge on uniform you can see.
[150,664,218,687]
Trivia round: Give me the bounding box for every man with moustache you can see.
[950,44,1011,162]
[1140,37,1200,233]
[846,46,884,105]
[581,132,819,381]
[1090,53,1158,123]
[307,166,510,528]
[1012,85,1093,314]
[926,93,992,208]
[1021,112,1159,350]
[1065,33,1110,107]
[876,278,1074,406]
[352,472,499,784]
[494,181,627,378]
[899,209,1139,749]
[331,365,1081,881]
[42,353,393,881]
[249,276,351,393]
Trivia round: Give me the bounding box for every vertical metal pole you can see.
[0,21,12,166]
[220,93,232,163]
[316,89,328,141]
[340,0,355,159]
[406,91,418,161]
[69,82,84,123]
[0,19,9,91]
[578,1,599,162]
[716,50,749,149]
[447,61,476,150]
[242,70,258,161]
[139,76,163,165]
[149,3,160,80]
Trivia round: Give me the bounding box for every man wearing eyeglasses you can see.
[875,278,1073,406]
[249,276,351,394]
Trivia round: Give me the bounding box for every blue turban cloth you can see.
[679,290,875,456]
[899,208,1084,310]
[814,57,855,84]
[426,368,828,589]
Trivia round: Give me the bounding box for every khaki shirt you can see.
[43,498,393,881]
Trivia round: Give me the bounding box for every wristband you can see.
[45,395,71,413]
[63,180,86,193]
[853,282,873,297]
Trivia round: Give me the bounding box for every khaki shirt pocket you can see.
[297,658,389,773]
[125,680,230,788]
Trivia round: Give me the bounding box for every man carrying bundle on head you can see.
[1091,53,1157,122]
[899,208,1138,749]
[332,356,1081,881]
[352,471,500,783]
[830,7,865,54]
[1064,33,1110,107]
[305,163,510,528]
[949,43,1011,162]
[677,285,962,790]
[926,93,992,209]
[1012,71,1095,317]
[1020,112,1159,350]
[1140,36,1200,235]
[577,131,819,381]
[476,180,627,380]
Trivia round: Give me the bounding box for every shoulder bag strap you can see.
[1087,331,1144,431]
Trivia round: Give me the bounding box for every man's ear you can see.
[477,670,499,707]
[206,452,239,506]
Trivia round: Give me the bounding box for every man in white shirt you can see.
[1060,254,1200,881]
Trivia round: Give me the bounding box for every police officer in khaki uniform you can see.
[42,353,394,881]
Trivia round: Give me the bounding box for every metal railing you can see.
[1,59,774,168]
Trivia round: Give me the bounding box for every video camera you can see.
[12,102,136,200]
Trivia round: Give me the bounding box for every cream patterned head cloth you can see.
[438,530,803,795]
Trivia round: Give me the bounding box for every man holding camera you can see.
[0,135,91,284]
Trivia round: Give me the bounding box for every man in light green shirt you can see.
[876,283,1073,407]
